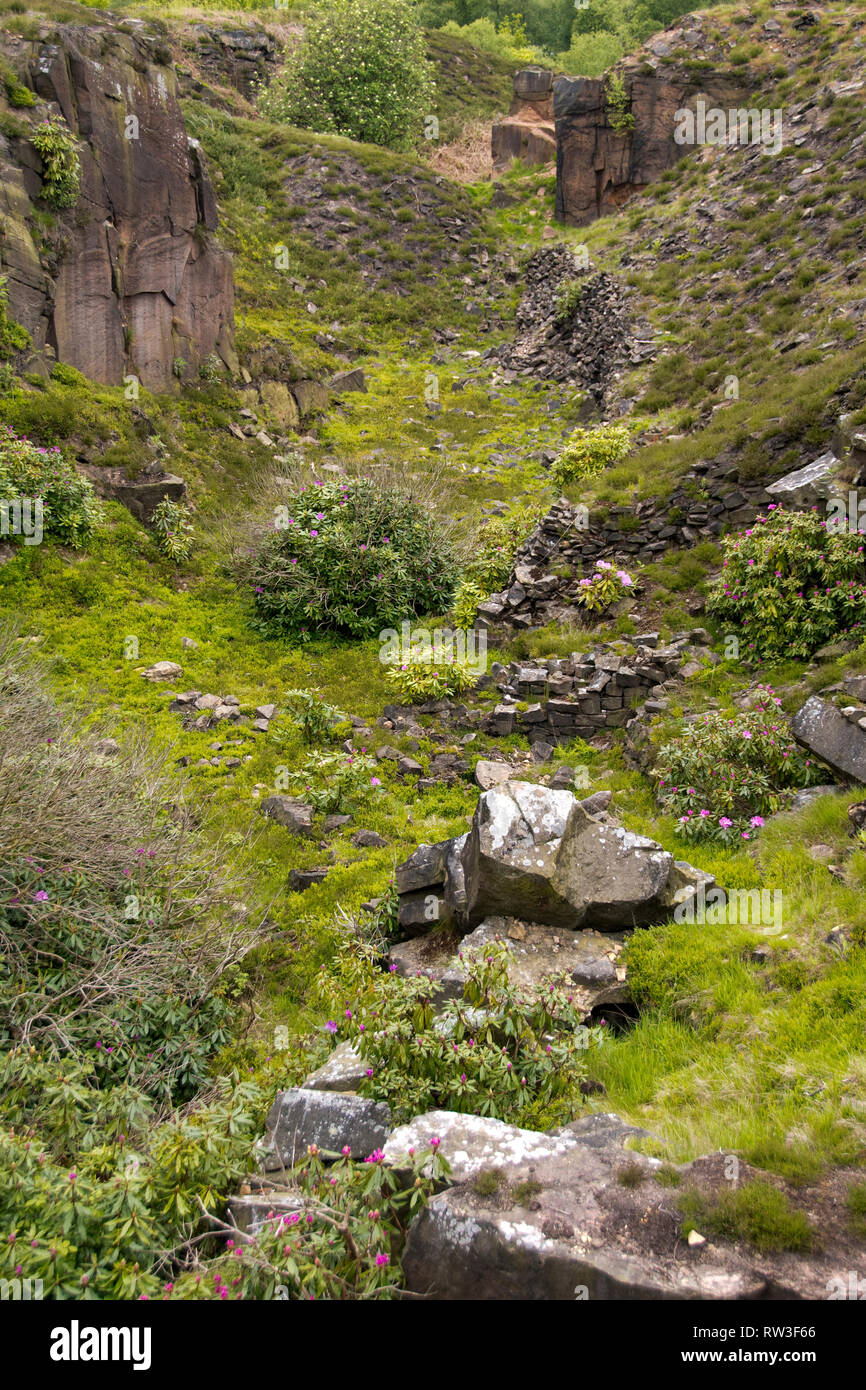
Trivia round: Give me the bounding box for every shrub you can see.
[0,427,102,547]
[451,577,487,629]
[438,15,537,67]
[317,940,605,1126]
[604,72,635,134]
[0,275,29,360]
[248,476,458,640]
[554,279,585,326]
[575,559,634,614]
[292,749,380,815]
[0,636,282,1298]
[282,688,348,744]
[151,497,194,563]
[551,422,632,490]
[0,58,34,107]
[463,502,544,592]
[31,115,81,208]
[170,1141,448,1301]
[651,690,823,844]
[384,651,478,701]
[707,505,866,660]
[259,0,435,153]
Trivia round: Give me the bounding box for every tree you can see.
[260,0,436,153]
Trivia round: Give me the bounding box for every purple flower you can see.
[33,891,49,902]
[325,1021,338,1033]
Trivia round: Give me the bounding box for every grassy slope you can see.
[1,1,865,1217]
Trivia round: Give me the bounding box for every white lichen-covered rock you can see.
[792,696,866,783]
[461,782,673,929]
[383,1109,586,1183]
[765,451,840,508]
[301,1042,367,1094]
[260,1088,391,1169]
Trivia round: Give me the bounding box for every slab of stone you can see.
[261,1088,391,1169]
[792,696,866,783]
[301,1042,367,1094]
[260,796,313,834]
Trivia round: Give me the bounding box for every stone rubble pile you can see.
[488,246,640,402]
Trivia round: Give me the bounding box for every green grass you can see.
[678,1181,815,1253]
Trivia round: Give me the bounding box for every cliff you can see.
[0,21,235,390]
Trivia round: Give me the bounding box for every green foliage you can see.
[559,28,624,76]
[172,1141,449,1301]
[248,476,458,641]
[437,14,538,66]
[707,506,866,660]
[0,57,35,107]
[317,940,605,1125]
[31,115,81,209]
[151,497,194,563]
[678,1181,815,1253]
[575,559,633,613]
[551,422,631,490]
[451,577,488,629]
[652,692,824,844]
[463,502,543,591]
[0,1075,265,1299]
[259,0,436,153]
[0,428,102,548]
[293,749,380,814]
[554,278,585,325]
[384,650,478,700]
[604,71,635,133]
[282,688,348,744]
[0,276,30,361]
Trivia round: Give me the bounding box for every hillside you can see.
[1,0,866,1327]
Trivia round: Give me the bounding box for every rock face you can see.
[555,33,747,225]
[0,24,235,389]
[401,1114,801,1300]
[396,783,688,936]
[491,68,556,173]
[261,1089,391,1168]
[792,697,866,783]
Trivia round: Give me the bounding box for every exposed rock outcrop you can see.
[792,696,866,784]
[491,67,556,173]
[0,23,235,389]
[554,19,749,226]
[394,781,705,936]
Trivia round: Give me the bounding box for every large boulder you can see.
[384,1109,587,1184]
[400,1114,806,1300]
[460,782,673,930]
[261,1089,391,1169]
[792,697,866,783]
[765,452,840,509]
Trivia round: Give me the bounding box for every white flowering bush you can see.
[258,0,435,152]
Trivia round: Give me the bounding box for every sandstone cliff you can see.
[555,18,750,226]
[0,22,235,390]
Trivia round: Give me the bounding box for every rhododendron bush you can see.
[651,689,825,844]
[707,505,866,660]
